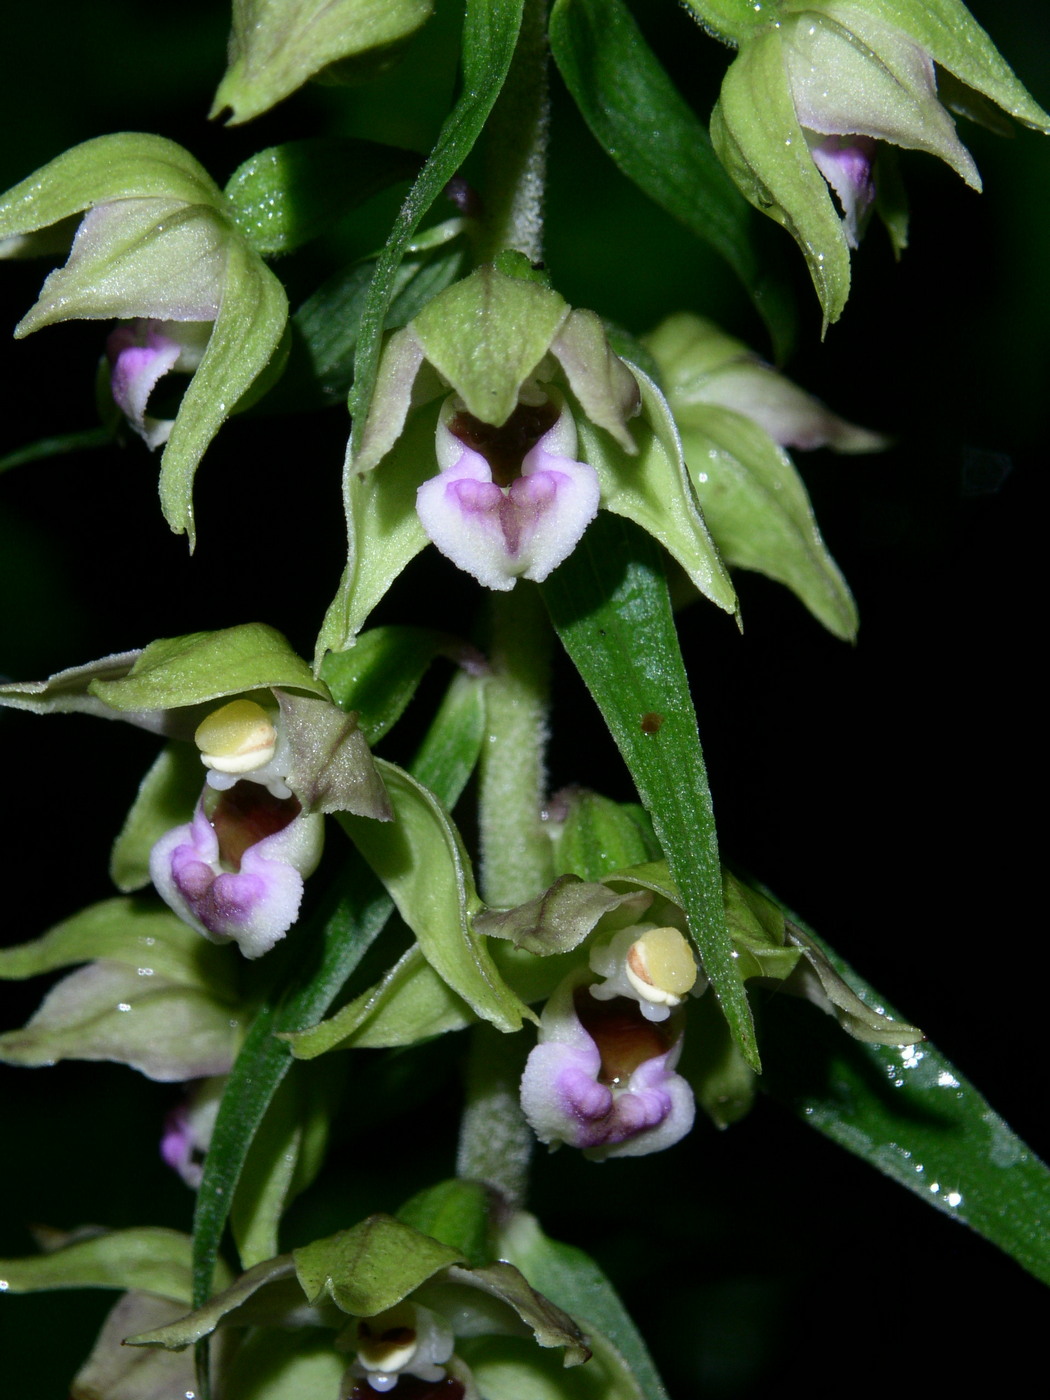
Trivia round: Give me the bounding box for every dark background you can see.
[1,0,1046,1393]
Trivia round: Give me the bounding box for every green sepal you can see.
[712,33,851,326]
[498,1211,669,1400]
[0,900,244,1081]
[397,1179,492,1268]
[0,134,225,242]
[679,0,778,45]
[211,0,434,125]
[73,1291,230,1400]
[274,689,392,819]
[284,942,474,1055]
[216,1330,344,1400]
[320,403,435,658]
[411,264,570,426]
[0,1227,206,1303]
[424,1263,590,1367]
[338,760,534,1032]
[230,1064,333,1268]
[89,623,326,712]
[224,138,421,256]
[128,1254,299,1349]
[110,742,206,892]
[678,404,858,640]
[845,0,1050,132]
[158,233,288,542]
[584,367,738,617]
[295,1215,462,1315]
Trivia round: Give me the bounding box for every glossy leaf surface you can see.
[542,512,759,1070]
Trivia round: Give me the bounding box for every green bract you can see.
[704,0,1050,322]
[211,0,434,125]
[0,134,288,542]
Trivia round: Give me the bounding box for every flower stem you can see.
[456,1021,534,1209]
[474,0,550,264]
[478,582,554,908]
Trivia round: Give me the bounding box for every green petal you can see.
[293,1215,462,1315]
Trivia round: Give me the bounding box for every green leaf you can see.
[759,902,1050,1285]
[191,667,486,1308]
[498,1212,668,1400]
[225,139,421,256]
[0,1228,200,1303]
[318,0,525,657]
[397,1179,492,1268]
[549,0,795,357]
[0,134,225,241]
[211,0,434,125]
[321,624,467,743]
[110,743,205,892]
[158,235,288,542]
[541,512,759,1071]
[339,760,533,1032]
[90,623,326,712]
[0,426,113,476]
[294,1215,462,1315]
[269,242,464,412]
[230,1065,332,1268]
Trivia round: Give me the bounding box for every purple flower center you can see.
[448,399,560,488]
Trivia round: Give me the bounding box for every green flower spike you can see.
[322,259,736,652]
[0,134,289,543]
[686,0,1050,322]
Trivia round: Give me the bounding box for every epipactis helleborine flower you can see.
[150,698,324,959]
[107,318,213,450]
[520,966,696,1161]
[415,388,600,590]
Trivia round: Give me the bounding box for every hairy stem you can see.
[456,1022,534,1209]
[478,583,554,908]
[474,0,550,264]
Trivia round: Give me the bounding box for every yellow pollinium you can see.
[194,699,277,774]
[626,926,698,1002]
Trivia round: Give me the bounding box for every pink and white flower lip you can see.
[107,317,211,449]
[415,391,601,591]
[806,134,878,249]
[149,780,324,960]
[520,971,695,1161]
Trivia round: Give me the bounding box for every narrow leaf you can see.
[0,1228,197,1303]
[549,0,794,357]
[318,0,525,657]
[541,513,759,1070]
[760,903,1050,1285]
